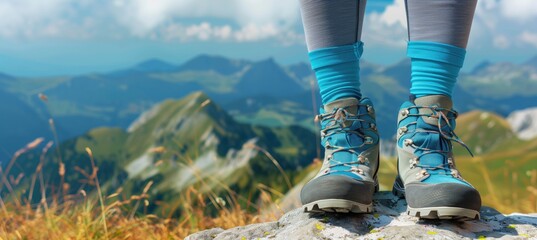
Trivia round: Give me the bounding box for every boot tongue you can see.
[414,95,453,126]
[324,98,359,127]
[413,95,453,172]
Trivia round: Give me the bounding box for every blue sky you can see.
[0,0,536,77]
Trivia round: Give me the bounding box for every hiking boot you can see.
[392,95,481,220]
[301,97,380,213]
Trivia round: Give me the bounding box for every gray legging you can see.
[299,0,477,51]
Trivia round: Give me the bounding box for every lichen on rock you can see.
[186,192,537,240]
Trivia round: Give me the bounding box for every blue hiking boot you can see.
[301,97,379,213]
[393,95,481,220]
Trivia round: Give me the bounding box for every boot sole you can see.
[303,199,373,213]
[393,175,480,220]
[407,206,480,220]
[302,152,379,214]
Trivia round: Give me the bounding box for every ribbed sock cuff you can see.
[309,42,363,70]
[408,41,466,97]
[309,42,363,104]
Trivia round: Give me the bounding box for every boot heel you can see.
[373,175,380,193]
[392,175,405,198]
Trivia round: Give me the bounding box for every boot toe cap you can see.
[405,182,481,211]
[300,174,375,205]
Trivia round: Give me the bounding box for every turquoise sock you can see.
[407,41,466,98]
[309,42,363,105]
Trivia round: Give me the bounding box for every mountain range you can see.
[2,54,537,156]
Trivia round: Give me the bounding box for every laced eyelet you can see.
[358,155,369,165]
[409,158,418,169]
[370,123,377,130]
[401,109,409,117]
[365,137,374,144]
[415,170,429,179]
[451,169,461,179]
[367,105,374,114]
[398,126,408,135]
[325,155,333,163]
[323,168,330,175]
[351,166,364,175]
[404,139,413,146]
[447,157,454,167]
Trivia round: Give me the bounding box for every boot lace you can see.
[400,105,473,178]
[315,106,376,175]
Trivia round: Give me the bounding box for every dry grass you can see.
[0,188,263,239]
[0,142,268,239]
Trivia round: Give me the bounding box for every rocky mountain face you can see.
[186,192,537,240]
[11,92,317,215]
[507,107,537,140]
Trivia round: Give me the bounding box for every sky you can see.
[0,0,537,77]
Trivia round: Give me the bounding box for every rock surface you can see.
[186,192,537,240]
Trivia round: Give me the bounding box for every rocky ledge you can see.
[186,192,537,239]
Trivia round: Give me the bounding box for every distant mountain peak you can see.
[0,72,14,81]
[127,91,224,133]
[108,58,177,76]
[0,73,15,88]
[133,58,177,72]
[236,57,305,97]
[256,57,276,64]
[471,60,492,74]
[184,91,211,104]
[179,54,250,75]
[249,58,280,70]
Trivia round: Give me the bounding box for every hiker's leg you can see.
[394,0,481,220]
[300,0,366,104]
[299,0,380,214]
[406,0,477,97]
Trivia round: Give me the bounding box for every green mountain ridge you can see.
[9,92,318,216]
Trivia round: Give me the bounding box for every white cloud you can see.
[499,0,537,22]
[493,35,510,49]
[520,31,537,48]
[155,22,298,44]
[234,24,280,42]
[378,0,406,28]
[0,0,67,38]
[362,0,407,48]
[360,0,537,51]
[470,0,537,50]
[1,0,536,51]
[0,0,302,43]
[112,0,301,43]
